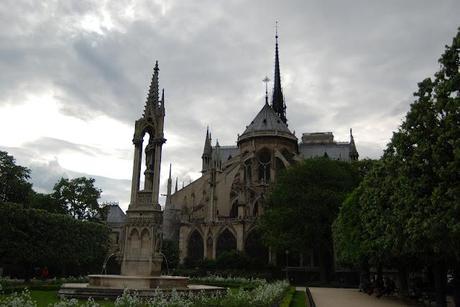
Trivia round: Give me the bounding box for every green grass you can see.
[290,290,307,307]
[1,290,115,307]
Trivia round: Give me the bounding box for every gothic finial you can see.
[168,163,172,180]
[272,24,287,124]
[175,177,178,192]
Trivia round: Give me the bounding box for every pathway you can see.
[306,287,413,307]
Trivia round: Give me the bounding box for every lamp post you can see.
[285,250,289,281]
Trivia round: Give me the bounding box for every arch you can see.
[140,228,150,256]
[129,228,140,255]
[187,229,204,263]
[216,228,237,257]
[244,230,269,264]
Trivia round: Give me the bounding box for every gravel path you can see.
[307,287,413,307]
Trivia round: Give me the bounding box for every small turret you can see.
[201,127,212,173]
[349,128,359,161]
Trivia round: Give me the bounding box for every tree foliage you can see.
[258,158,361,280]
[52,177,106,221]
[0,151,32,204]
[333,27,460,306]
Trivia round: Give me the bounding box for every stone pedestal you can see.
[120,204,163,277]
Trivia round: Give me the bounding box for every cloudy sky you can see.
[1,0,458,210]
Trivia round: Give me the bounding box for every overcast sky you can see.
[0,0,458,211]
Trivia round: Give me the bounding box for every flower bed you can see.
[0,279,290,307]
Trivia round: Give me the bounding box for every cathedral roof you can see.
[238,103,297,143]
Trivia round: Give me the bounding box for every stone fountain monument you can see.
[59,62,221,299]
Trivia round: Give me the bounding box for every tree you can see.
[258,158,360,281]
[52,177,105,222]
[0,151,32,204]
[333,28,459,306]
[29,191,67,214]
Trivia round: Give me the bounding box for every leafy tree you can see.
[52,177,106,221]
[333,28,459,306]
[29,191,66,214]
[258,158,360,281]
[0,151,32,204]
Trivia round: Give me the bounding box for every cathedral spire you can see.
[272,22,287,124]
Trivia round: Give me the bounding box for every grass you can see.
[290,290,307,307]
[0,290,115,307]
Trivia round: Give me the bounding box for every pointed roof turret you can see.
[272,23,287,124]
[202,127,212,156]
[349,128,359,161]
[143,61,160,118]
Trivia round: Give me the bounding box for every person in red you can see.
[41,266,49,280]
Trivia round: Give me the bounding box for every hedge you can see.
[0,203,110,278]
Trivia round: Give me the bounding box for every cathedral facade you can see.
[162,34,358,265]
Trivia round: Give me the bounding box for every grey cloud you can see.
[1,0,459,200]
[1,145,131,209]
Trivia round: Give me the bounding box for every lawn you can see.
[0,290,115,307]
[290,290,307,307]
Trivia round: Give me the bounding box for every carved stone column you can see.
[130,140,143,204]
[151,141,164,207]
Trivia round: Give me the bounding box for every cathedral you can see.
[162,33,359,265]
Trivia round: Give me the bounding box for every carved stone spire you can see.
[349,128,359,161]
[144,61,160,118]
[272,23,287,124]
[202,127,212,173]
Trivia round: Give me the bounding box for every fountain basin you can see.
[88,274,188,289]
[58,275,225,299]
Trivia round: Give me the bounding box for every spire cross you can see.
[263,76,270,105]
[275,21,278,40]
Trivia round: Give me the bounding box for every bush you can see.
[0,204,110,278]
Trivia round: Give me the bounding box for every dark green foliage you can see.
[259,158,361,281]
[332,28,460,306]
[162,239,180,270]
[52,177,106,222]
[29,191,66,214]
[0,203,110,278]
[0,151,33,204]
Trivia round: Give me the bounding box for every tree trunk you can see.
[398,266,409,297]
[434,261,447,307]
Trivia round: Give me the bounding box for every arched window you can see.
[257,148,271,184]
[187,230,204,262]
[253,201,259,216]
[216,229,237,257]
[244,159,252,185]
